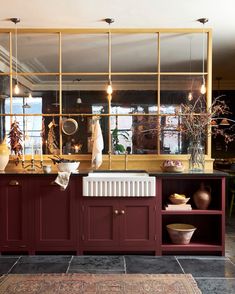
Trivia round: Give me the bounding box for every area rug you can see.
[0,274,201,294]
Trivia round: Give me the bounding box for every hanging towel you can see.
[55,172,71,190]
[91,119,104,169]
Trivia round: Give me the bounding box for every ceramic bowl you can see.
[42,165,52,174]
[166,223,196,244]
[169,195,190,205]
[57,162,80,173]
[161,165,185,173]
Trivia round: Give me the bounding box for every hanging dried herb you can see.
[8,120,23,164]
[47,118,59,154]
[41,117,45,138]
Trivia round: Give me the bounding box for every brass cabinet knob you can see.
[9,180,19,186]
[120,210,125,214]
[114,210,119,215]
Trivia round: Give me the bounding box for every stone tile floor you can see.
[0,217,234,294]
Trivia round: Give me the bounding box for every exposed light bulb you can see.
[107,83,113,95]
[200,83,206,94]
[28,92,32,99]
[14,83,20,94]
[188,92,193,101]
[105,18,114,96]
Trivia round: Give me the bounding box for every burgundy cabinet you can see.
[80,198,157,253]
[160,176,226,256]
[0,176,32,252]
[81,199,119,249]
[0,173,226,256]
[34,176,77,252]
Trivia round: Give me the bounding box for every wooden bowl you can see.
[166,223,196,244]
[169,195,190,205]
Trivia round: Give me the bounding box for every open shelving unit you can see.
[159,175,226,255]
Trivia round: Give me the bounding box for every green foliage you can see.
[112,128,129,154]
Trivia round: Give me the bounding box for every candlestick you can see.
[22,140,25,161]
[31,139,34,160]
[40,138,43,161]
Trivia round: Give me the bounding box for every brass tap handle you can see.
[9,180,19,186]
[114,210,119,215]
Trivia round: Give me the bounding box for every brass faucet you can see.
[125,151,128,170]
[108,151,112,170]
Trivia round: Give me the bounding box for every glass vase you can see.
[187,142,205,171]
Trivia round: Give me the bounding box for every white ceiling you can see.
[0,0,235,89]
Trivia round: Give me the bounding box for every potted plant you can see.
[112,128,129,154]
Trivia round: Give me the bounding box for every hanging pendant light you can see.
[73,78,82,104]
[197,18,208,95]
[105,18,114,96]
[188,36,193,101]
[10,17,20,95]
[52,89,59,107]
[22,93,31,109]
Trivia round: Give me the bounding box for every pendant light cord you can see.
[105,18,114,94]
[108,23,111,83]
[15,23,18,83]
[197,18,208,94]
[202,23,205,84]
[189,37,193,91]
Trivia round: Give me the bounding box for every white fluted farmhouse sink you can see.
[83,171,156,197]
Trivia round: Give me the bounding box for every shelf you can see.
[161,210,222,215]
[161,242,222,252]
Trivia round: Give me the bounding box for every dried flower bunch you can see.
[8,120,23,164]
[177,95,235,145]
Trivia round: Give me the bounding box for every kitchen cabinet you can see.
[80,198,157,254]
[34,176,77,252]
[0,172,226,256]
[0,175,32,253]
[160,175,225,255]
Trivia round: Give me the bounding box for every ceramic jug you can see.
[193,182,211,210]
[0,138,10,171]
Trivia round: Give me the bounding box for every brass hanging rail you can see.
[0,113,204,117]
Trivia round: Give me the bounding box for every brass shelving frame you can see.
[0,27,212,164]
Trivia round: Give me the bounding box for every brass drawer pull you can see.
[9,180,19,186]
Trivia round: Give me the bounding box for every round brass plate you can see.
[62,118,78,135]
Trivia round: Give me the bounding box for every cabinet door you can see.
[81,199,119,248]
[35,177,76,250]
[119,199,156,248]
[0,176,31,251]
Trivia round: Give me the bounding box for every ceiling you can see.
[0,0,235,89]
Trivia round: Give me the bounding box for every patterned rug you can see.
[0,274,201,294]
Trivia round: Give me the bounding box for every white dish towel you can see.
[91,119,104,169]
[55,172,71,190]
